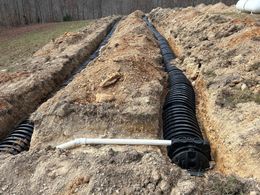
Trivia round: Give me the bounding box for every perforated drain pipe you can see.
[57,138,172,150]
[143,16,211,174]
[0,120,34,155]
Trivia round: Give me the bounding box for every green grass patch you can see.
[0,20,90,67]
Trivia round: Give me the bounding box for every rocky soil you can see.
[0,4,259,195]
[149,3,260,180]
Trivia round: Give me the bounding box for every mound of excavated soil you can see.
[149,3,260,180]
[31,11,165,149]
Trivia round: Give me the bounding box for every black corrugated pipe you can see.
[143,16,211,174]
[0,120,34,155]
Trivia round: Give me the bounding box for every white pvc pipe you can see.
[56,138,172,150]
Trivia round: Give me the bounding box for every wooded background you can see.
[0,0,237,26]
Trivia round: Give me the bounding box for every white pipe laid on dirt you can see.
[56,138,172,149]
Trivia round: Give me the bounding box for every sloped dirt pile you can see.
[0,146,259,194]
[0,16,118,139]
[149,3,260,180]
[30,10,165,149]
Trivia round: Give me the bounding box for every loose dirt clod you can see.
[99,72,122,88]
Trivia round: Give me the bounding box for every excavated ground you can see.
[0,6,259,195]
[30,11,165,149]
[0,16,118,139]
[149,3,260,180]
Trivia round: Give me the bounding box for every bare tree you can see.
[0,0,237,26]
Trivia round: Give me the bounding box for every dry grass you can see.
[0,20,90,71]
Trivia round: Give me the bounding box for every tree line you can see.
[0,0,236,26]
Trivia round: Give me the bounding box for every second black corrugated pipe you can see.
[0,120,34,155]
[143,16,211,174]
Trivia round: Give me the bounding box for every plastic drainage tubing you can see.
[143,16,211,173]
[57,138,172,149]
[0,120,34,155]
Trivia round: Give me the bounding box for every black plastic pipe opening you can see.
[0,120,34,155]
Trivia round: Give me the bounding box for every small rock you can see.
[95,93,115,102]
[99,72,122,88]
[151,170,161,182]
[1,69,7,72]
[250,191,259,195]
[233,54,243,63]
[171,180,196,195]
[241,83,248,91]
[191,71,199,80]
[1,185,8,191]
[159,180,170,191]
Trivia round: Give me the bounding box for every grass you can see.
[0,20,90,70]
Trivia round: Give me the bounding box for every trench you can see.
[0,19,120,155]
[143,16,212,174]
[1,15,212,174]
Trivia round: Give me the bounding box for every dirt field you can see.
[0,3,259,195]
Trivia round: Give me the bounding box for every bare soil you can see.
[31,11,165,149]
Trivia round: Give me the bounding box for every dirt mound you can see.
[149,3,260,180]
[0,146,259,194]
[31,10,165,149]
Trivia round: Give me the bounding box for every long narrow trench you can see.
[143,16,211,174]
[63,21,119,86]
[0,20,120,155]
